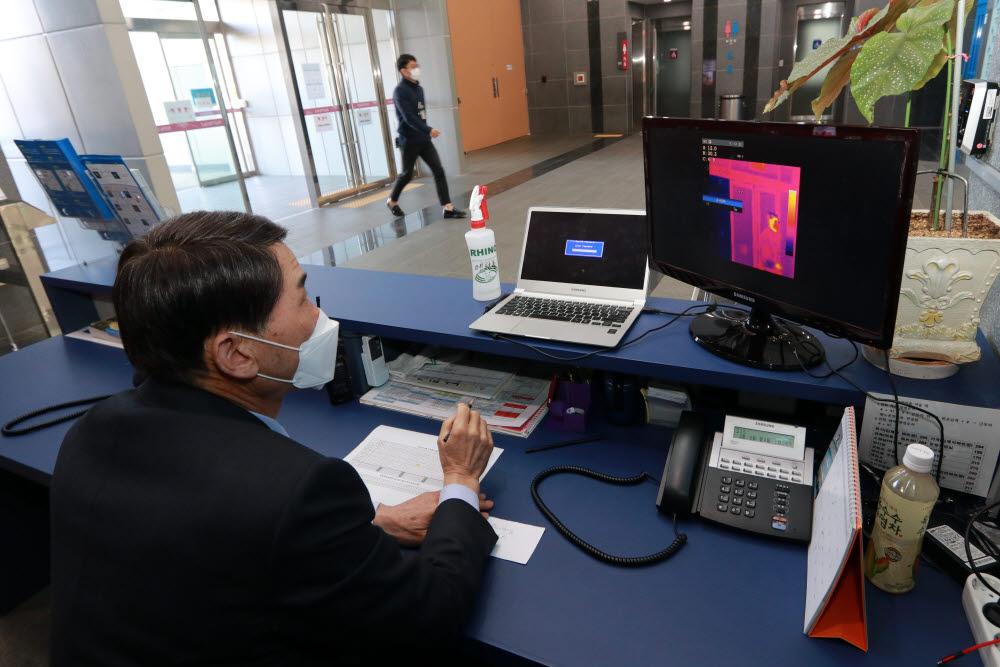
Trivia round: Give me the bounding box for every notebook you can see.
[469,207,650,348]
[804,407,867,651]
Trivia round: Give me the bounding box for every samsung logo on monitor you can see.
[731,292,756,303]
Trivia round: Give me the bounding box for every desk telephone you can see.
[656,412,815,542]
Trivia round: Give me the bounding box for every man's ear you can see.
[208,331,260,381]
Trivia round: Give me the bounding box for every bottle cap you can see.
[470,218,485,229]
[903,443,935,473]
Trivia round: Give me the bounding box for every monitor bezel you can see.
[641,117,920,349]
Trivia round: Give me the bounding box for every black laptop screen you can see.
[519,210,648,290]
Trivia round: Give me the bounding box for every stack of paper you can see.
[361,372,552,438]
[344,425,545,564]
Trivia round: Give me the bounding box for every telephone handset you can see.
[656,411,814,543]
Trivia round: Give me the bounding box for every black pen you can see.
[525,435,603,454]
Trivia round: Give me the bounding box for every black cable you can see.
[2,395,111,436]
[774,320,944,485]
[530,465,687,567]
[966,500,1000,599]
[883,348,902,468]
[491,303,718,363]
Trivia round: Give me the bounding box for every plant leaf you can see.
[850,0,955,123]
[913,48,949,90]
[764,0,915,114]
[811,47,862,119]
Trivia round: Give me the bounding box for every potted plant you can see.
[765,0,1000,375]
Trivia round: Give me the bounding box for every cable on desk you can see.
[966,500,1000,599]
[491,303,718,363]
[2,395,111,437]
[530,465,687,567]
[773,319,944,486]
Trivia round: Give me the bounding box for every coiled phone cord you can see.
[530,465,687,567]
[2,395,111,436]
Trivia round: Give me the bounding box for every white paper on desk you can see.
[344,425,502,507]
[859,394,1000,497]
[487,517,544,564]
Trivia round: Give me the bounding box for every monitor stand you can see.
[689,306,825,371]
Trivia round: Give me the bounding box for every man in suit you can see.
[50,211,498,665]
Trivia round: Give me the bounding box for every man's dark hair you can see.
[397,53,416,72]
[113,210,288,384]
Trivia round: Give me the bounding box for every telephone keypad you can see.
[702,443,813,543]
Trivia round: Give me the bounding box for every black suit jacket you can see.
[50,379,497,666]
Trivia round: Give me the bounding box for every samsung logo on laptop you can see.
[571,287,587,293]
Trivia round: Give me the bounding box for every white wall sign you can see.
[301,63,326,99]
[314,113,334,132]
[163,100,195,124]
[357,108,373,125]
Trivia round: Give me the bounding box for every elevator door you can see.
[791,3,846,121]
[656,29,691,118]
[281,3,397,205]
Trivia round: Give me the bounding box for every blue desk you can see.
[0,336,977,665]
[39,260,1000,409]
[6,262,993,663]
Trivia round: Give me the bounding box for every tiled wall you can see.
[520,0,633,135]
[0,0,180,264]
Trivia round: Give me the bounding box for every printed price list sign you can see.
[859,394,1000,497]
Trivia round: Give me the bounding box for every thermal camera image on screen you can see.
[705,158,800,278]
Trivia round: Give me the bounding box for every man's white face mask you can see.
[230,309,339,390]
[408,66,421,81]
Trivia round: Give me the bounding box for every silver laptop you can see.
[469,207,649,348]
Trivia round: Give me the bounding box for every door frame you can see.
[790,2,847,122]
[274,0,398,207]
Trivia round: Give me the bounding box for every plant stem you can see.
[930,32,954,232]
[905,92,912,127]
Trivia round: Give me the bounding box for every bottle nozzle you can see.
[469,185,488,227]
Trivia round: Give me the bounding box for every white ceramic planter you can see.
[890,211,1000,365]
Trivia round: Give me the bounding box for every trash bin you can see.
[719,94,744,120]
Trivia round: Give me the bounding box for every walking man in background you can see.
[386,53,465,219]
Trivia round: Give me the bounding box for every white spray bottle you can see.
[465,185,501,301]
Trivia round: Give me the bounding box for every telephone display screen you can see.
[733,426,795,448]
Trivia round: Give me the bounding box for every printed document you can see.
[344,425,502,507]
[859,394,1000,497]
[346,426,544,563]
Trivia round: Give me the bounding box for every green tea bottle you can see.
[865,443,939,593]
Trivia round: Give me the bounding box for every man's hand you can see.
[438,402,493,495]
[430,128,441,138]
[373,491,494,547]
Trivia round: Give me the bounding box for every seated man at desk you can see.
[50,211,498,665]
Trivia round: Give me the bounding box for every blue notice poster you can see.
[14,138,114,219]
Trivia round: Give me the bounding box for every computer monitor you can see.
[642,118,920,371]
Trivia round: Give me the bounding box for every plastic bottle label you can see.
[471,255,498,284]
[864,481,935,593]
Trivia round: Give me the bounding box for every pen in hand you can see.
[442,400,476,442]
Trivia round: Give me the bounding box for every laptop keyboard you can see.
[495,296,634,326]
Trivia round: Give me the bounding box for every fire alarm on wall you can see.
[574,72,587,86]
